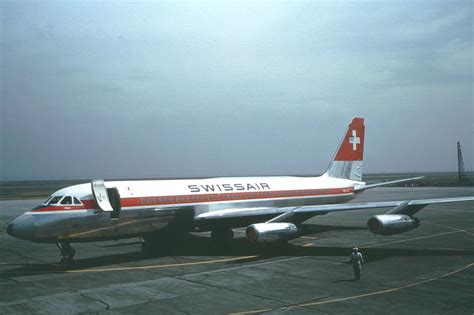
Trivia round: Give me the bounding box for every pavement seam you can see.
[232,262,474,314]
[286,262,474,310]
[8,277,20,284]
[177,256,345,312]
[79,292,110,311]
[176,274,288,308]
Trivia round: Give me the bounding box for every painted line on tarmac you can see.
[285,262,474,310]
[427,207,473,213]
[231,262,474,314]
[362,227,474,248]
[424,222,474,237]
[67,227,473,274]
[230,227,474,314]
[179,256,301,279]
[230,309,273,314]
[66,255,259,273]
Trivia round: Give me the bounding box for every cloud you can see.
[1,1,472,180]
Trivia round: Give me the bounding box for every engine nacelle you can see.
[367,214,420,235]
[246,222,298,243]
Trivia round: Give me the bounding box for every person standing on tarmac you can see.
[348,247,364,280]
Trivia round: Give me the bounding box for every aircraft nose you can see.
[7,214,36,240]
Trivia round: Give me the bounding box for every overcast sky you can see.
[1,1,472,181]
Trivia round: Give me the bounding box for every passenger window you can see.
[61,196,72,205]
[73,197,82,205]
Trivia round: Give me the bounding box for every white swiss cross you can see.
[349,130,360,151]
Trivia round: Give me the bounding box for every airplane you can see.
[7,117,474,262]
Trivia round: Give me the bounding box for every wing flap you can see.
[194,207,290,221]
[294,201,401,214]
[194,202,400,222]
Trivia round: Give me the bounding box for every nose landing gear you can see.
[56,242,76,263]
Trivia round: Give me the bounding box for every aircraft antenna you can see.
[457,141,466,182]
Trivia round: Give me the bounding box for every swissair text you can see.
[188,183,270,193]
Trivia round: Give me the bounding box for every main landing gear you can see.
[56,242,76,263]
[210,228,234,247]
[141,233,178,257]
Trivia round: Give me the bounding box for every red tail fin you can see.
[334,117,365,161]
[325,117,365,181]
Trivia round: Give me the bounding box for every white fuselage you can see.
[8,175,363,243]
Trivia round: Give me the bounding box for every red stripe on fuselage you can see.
[31,200,96,212]
[31,187,354,212]
[31,205,87,212]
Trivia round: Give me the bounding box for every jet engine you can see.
[246,222,298,243]
[367,214,420,235]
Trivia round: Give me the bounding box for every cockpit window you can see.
[48,196,63,205]
[43,196,53,205]
[73,197,82,205]
[61,196,73,205]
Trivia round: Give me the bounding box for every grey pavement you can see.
[0,187,473,314]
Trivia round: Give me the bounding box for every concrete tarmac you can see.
[0,187,473,314]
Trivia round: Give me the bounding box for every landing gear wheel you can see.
[56,242,76,263]
[141,232,179,257]
[141,240,155,256]
[210,228,234,247]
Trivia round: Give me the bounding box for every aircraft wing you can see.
[294,196,474,216]
[194,196,474,223]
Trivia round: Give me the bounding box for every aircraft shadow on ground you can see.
[300,223,368,234]
[1,226,473,278]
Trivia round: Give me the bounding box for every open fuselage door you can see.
[91,180,121,219]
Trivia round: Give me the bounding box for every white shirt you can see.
[350,252,364,267]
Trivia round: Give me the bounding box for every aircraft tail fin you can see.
[324,117,365,181]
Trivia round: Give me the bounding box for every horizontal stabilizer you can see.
[354,176,424,192]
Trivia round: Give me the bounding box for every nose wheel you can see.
[56,242,76,263]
